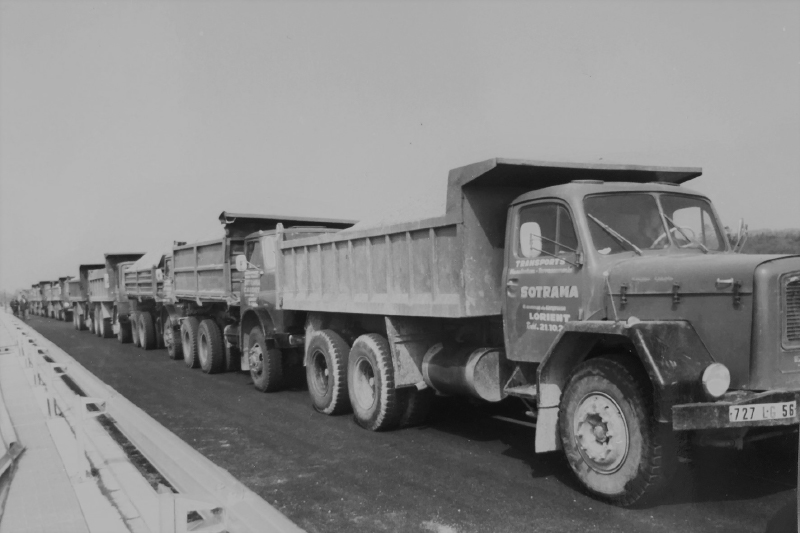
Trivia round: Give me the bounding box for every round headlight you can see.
[702,363,730,399]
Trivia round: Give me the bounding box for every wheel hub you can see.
[311,352,329,394]
[574,392,629,474]
[249,344,263,375]
[353,358,376,410]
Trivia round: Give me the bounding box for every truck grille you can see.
[785,274,800,349]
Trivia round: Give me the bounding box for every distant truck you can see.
[171,212,354,375]
[235,158,800,506]
[47,276,73,321]
[69,263,105,330]
[88,254,144,339]
[122,251,177,352]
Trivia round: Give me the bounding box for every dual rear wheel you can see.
[304,330,432,431]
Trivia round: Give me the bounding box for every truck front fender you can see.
[535,320,714,452]
[241,308,276,346]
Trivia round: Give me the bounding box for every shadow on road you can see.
[422,394,798,509]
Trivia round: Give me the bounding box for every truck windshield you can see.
[585,194,667,254]
[659,194,725,252]
[584,193,725,255]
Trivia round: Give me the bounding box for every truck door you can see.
[504,201,584,363]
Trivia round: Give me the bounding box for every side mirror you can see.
[235,254,248,272]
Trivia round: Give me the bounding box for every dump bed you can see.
[123,252,173,301]
[279,158,701,318]
[41,282,54,302]
[174,212,354,304]
[88,254,144,303]
[70,263,105,302]
[58,277,72,304]
[29,285,41,303]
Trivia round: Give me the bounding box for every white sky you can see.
[1,0,799,292]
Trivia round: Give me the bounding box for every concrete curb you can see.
[15,316,305,533]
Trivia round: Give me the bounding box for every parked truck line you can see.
[29,158,800,507]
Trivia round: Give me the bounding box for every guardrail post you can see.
[158,484,177,533]
[75,396,106,481]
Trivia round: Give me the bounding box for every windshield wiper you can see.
[587,214,643,255]
[662,214,709,253]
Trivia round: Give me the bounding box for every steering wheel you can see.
[651,226,696,248]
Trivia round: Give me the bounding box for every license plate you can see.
[728,401,797,423]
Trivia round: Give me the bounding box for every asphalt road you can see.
[26,316,798,533]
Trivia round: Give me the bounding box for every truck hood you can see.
[606,252,790,299]
[605,252,798,390]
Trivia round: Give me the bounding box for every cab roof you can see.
[511,179,707,207]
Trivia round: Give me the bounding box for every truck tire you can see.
[155,318,165,350]
[138,312,157,350]
[100,317,114,338]
[306,329,351,415]
[559,357,675,507]
[163,316,183,360]
[248,327,282,392]
[130,313,140,346]
[93,308,102,337]
[117,319,132,344]
[181,317,200,368]
[347,334,403,431]
[198,319,225,374]
[398,387,434,428]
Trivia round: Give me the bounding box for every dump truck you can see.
[235,158,800,506]
[58,276,73,322]
[69,263,105,330]
[28,284,43,316]
[173,212,354,375]
[40,281,55,318]
[122,251,178,352]
[88,253,144,339]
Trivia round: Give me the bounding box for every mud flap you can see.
[535,406,562,452]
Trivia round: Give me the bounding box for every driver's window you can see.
[517,203,578,259]
[245,240,265,270]
[261,236,276,270]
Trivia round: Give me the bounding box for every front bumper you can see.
[672,390,800,431]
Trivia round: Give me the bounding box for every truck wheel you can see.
[101,317,114,338]
[155,318,165,349]
[198,319,225,374]
[163,317,183,360]
[138,312,156,350]
[347,334,403,431]
[117,320,132,343]
[181,317,200,368]
[130,313,140,346]
[93,309,102,337]
[248,327,282,392]
[559,357,674,507]
[398,387,434,428]
[306,329,351,415]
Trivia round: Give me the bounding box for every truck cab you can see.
[496,165,800,506]
[238,221,355,391]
